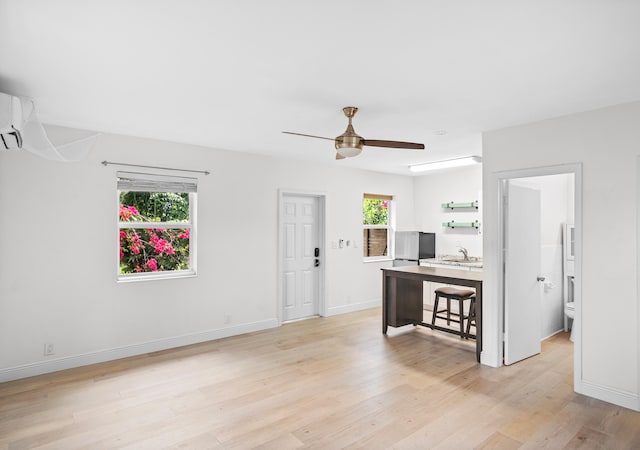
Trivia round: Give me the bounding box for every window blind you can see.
[117,171,197,193]
[364,193,393,201]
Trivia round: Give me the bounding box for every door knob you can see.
[314,259,320,267]
[537,276,546,282]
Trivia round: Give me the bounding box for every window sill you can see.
[117,271,197,283]
[362,257,393,264]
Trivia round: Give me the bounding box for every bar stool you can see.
[465,294,477,339]
[431,286,475,338]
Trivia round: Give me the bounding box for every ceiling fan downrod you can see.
[335,106,363,157]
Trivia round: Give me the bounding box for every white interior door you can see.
[281,195,320,321]
[504,181,543,365]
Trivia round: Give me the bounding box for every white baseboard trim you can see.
[541,327,565,341]
[0,318,279,383]
[327,299,380,316]
[576,379,640,411]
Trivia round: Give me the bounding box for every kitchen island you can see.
[382,265,483,362]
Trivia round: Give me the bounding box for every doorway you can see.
[497,164,582,388]
[278,192,326,322]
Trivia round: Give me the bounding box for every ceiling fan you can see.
[283,106,425,160]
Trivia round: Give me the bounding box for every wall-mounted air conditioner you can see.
[0,91,101,160]
[0,92,25,150]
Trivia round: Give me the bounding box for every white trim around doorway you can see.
[491,163,583,392]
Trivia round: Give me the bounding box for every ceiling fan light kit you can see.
[336,145,363,158]
[409,156,482,173]
[335,107,364,157]
[283,106,424,160]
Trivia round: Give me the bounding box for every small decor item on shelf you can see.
[441,201,479,209]
[442,220,480,229]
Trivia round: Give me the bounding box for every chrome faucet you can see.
[458,246,469,261]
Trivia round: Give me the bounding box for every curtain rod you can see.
[101,160,210,175]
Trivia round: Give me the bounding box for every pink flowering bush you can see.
[119,205,190,274]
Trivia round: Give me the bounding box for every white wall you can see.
[483,101,640,411]
[510,174,574,339]
[0,128,415,380]
[413,165,483,258]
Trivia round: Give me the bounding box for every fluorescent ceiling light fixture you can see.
[409,156,482,173]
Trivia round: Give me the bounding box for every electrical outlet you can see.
[44,343,55,356]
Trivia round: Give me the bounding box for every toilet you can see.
[564,301,575,341]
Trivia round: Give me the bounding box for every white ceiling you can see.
[2,1,640,175]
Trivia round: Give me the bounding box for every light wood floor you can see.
[1,308,639,449]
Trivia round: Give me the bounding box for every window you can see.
[363,193,392,260]
[117,172,197,281]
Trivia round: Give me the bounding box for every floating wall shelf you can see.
[442,220,480,229]
[441,201,479,209]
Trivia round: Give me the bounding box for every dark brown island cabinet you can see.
[381,265,483,363]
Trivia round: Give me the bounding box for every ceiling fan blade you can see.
[282,131,335,141]
[335,152,346,160]
[362,139,425,150]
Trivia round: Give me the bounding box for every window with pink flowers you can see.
[117,172,197,281]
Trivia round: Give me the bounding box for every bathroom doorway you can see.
[498,164,581,388]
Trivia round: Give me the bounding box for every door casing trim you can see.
[493,163,582,392]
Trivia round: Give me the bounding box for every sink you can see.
[439,256,482,263]
[421,256,483,268]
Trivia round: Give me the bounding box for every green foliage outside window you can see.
[363,198,390,257]
[119,192,189,222]
[363,198,389,225]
